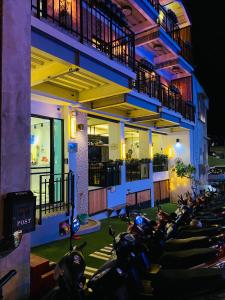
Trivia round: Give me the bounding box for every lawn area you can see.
[32,203,176,269]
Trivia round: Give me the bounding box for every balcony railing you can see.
[147,0,159,12]
[156,6,193,64]
[126,160,150,182]
[133,60,161,99]
[89,161,121,187]
[158,5,179,37]
[31,0,135,69]
[33,171,75,224]
[177,38,192,64]
[133,61,195,122]
[153,154,168,172]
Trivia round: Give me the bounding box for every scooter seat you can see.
[153,268,225,298]
[199,217,225,225]
[165,236,209,251]
[159,248,217,269]
[176,227,223,238]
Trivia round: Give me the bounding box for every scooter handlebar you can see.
[0,270,17,289]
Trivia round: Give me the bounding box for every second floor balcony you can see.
[31,0,135,69]
[153,153,168,172]
[126,159,150,182]
[89,161,122,187]
[133,60,195,122]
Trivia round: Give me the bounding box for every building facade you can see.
[0,1,208,299]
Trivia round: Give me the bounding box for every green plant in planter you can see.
[153,153,168,165]
[77,213,89,225]
[172,159,197,193]
[172,159,196,179]
[115,159,124,165]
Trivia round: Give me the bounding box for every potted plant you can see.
[77,213,89,225]
[172,159,196,179]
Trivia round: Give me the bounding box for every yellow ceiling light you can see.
[166,145,175,159]
[70,112,76,139]
[150,145,153,160]
[121,142,126,160]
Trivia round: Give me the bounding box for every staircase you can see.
[30,254,56,299]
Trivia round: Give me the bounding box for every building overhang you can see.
[155,56,193,79]
[31,47,130,103]
[31,17,135,88]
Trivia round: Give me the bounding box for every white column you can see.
[139,130,150,159]
[108,122,124,160]
[0,1,31,299]
[149,129,154,207]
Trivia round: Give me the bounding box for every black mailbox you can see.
[4,191,36,236]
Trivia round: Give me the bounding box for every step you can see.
[30,254,50,276]
[41,269,55,292]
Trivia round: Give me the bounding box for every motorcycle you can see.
[0,270,17,300]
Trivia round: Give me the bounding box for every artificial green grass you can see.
[32,203,176,269]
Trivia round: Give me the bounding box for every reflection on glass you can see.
[31,118,50,168]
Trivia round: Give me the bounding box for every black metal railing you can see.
[133,60,161,99]
[133,61,195,122]
[182,101,195,122]
[160,83,182,112]
[34,171,75,224]
[31,0,135,69]
[156,6,193,64]
[158,5,179,37]
[148,0,159,12]
[89,161,121,187]
[126,160,150,182]
[153,154,168,172]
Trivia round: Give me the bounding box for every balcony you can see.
[126,159,150,182]
[133,60,195,122]
[31,0,135,69]
[89,161,122,187]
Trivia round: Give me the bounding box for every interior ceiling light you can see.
[121,6,132,17]
[171,66,180,74]
[153,43,163,50]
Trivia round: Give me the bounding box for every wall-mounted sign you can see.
[4,191,36,236]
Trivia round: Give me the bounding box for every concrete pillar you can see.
[75,111,88,214]
[108,122,124,160]
[0,1,31,299]
[139,130,150,159]
[149,130,154,208]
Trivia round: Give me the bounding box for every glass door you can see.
[30,116,63,206]
[53,119,63,202]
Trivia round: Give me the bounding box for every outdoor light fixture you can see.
[70,112,76,139]
[77,124,84,131]
[121,5,132,17]
[175,138,181,148]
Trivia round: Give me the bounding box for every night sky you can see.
[182,0,225,138]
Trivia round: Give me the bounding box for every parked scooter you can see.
[0,270,17,300]
[42,218,86,300]
[125,194,225,269]
[91,225,225,300]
